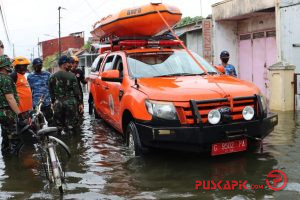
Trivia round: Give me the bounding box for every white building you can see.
[212,0,300,111]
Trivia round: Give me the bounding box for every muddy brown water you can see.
[1,97,300,199]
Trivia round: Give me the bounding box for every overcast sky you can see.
[0,0,220,59]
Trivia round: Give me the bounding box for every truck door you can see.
[105,54,125,131]
[98,54,116,121]
[89,55,104,108]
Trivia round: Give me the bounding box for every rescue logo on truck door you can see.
[109,94,114,115]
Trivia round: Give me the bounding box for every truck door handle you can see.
[103,86,109,90]
[119,89,124,101]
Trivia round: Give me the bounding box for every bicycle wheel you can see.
[18,143,54,181]
[18,143,40,168]
[48,145,63,194]
[48,136,71,157]
[48,136,71,169]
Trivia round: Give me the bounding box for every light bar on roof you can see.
[119,40,181,47]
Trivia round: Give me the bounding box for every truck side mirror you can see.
[214,65,225,74]
[101,70,122,82]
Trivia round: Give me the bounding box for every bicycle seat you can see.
[37,127,58,136]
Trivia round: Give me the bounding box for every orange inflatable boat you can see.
[91,3,182,39]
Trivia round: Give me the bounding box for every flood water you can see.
[1,96,300,200]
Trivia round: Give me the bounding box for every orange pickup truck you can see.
[87,39,278,156]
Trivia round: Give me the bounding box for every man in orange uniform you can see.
[10,57,33,113]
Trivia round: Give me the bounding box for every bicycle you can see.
[17,97,71,195]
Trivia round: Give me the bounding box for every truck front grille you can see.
[174,95,262,125]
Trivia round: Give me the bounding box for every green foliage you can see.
[43,53,58,70]
[83,41,92,51]
[176,16,203,28]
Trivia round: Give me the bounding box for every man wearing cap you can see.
[220,50,237,77]
[27,58,53,124]
[70,56,87,115]
[10,56,33,113]
[0,40,4,56]
[49,55,83,133]
[0,55,21,155]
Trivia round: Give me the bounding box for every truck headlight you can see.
[208,109,221,124]
[145,100,178,120]
[242,106,254,120]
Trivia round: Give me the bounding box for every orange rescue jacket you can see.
[15,73,33,112]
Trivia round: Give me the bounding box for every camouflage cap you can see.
[0,55,11,68]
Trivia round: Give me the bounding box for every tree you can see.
[83,41,91,51]
[176,16,203,28]
[43,53,58,70]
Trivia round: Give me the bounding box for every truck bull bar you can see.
[189,95,264,127]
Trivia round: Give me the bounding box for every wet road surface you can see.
[1,97,300,199]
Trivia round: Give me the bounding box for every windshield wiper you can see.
[197,72,219,76]
[154,73,202,77]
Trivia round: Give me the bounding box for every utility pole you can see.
[58,6,61,58]
[12,43,15,57]
[37,37,40,58]
[200,0,203,17]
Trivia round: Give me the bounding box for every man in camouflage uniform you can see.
[0,40,4,56]
[49,55,83,133]
[27,58,53,125]
[0,55,21,155]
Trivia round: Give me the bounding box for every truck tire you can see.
[94,105,101,119]
[88,93,94,115]
[126,121,146,156]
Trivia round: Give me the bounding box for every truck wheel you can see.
[89,103,93,115]
[126,121,145,156]
[88,93,94,115]
[94,105,101,119]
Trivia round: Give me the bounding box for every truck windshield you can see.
[127,51,217,78]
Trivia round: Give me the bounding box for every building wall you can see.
[212,0,275,21]
[237,13,276,34]
[212,20,238,69]
[280,0,300,72]
[41,36,84,59]
[186,31,203,56]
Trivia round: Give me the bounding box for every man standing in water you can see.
[27,58,53,124]
[70,56,86,115]
[0,55,21,155]
[49,55,83,133]
[10,57,33,113]
[220,51,237,77]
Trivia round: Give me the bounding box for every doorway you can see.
[238,30,277,99]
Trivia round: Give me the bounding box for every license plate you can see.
[211,139,247,156]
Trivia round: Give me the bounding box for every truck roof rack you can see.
[98,34,181,53]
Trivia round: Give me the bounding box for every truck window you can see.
[102,55,115,72]
[91,56,104,72]
[113,55,124,78]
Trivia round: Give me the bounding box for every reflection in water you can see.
[1,97,300,199]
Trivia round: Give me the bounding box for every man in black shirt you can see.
[70,56,86,115]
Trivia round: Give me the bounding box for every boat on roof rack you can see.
[91,3,182,39]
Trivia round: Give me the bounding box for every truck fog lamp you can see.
[242,106,254,121]
[208,109,221,124]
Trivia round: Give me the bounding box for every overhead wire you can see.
[62,0,110,33]
[83,0,100,18]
